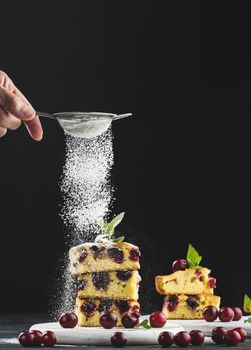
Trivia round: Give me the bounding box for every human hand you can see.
[0,70,43,140]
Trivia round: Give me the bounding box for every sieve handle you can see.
[113,113,132,121]
[36,111,58,120]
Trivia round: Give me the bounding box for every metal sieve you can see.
[36,111,132,138]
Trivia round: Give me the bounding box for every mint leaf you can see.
[138,319,151,329]
[190,266,203,269]
[112,236,125,243]
[102,223,110,231]
[244,294,251,313]
[244,317,251,323]
[186,244,202,268]
[108,212,125,236]
[101,212,125,240]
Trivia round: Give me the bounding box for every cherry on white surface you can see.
[167,316,251,337]
[30,319,183,346]
[29,316,251,346]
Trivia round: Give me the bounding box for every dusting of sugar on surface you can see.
[0,338,19,344]
[50,128,114,318]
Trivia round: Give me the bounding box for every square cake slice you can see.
[76,297,140,327]
[162,294,221,319]
[155,268,216,295]
[77,270,141,300]
[69,242,140,275]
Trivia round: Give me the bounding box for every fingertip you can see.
[29,127,43,141]
[24,115,43,141]
[33,131,43,141]
[0,127,7,138]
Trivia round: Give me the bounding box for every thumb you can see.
[0,85,35,121]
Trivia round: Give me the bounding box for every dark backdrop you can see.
[0,0,251,314]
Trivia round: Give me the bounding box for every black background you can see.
[0,0,251,315]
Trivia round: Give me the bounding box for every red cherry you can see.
[189,330,204,346]
[219,307,234,322]
[186,296,199,310]
[232,307,243,321]
[29,330,43,346]
[59,312,78,328]
[203,306,218,322]
[18,331,35,347]
[99,312,117,329]
[233,327,247,342]
[121,313,138,328]
[111,332,127,347]
[81,300,96,315]
[158,332,174,347]
[131,308,140,320]
[108,248,124,263]
[172,259,188,272]
[79,248,88,262]
[212,327,227,344]
[174,331,191,347]
[207,278,216,289]
[58,312,78,328]
[224,329,241,346]
[134,317,140,325]
[149,311,166,328]
[129,248,141,262]
[165,295,179,311]
[195,269,202,277]
[42,331,57,347]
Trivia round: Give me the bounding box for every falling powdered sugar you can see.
[51,128,114,318]
[60,128,114,245]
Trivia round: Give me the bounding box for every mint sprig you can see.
[112,236,125,243]
[244,294,251,313]
[101,212,125,242]
[186,244,202,268]
[137,319,151,329]
[244,317,251,323]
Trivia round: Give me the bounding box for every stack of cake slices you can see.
[155,267,221,319]
[69,241,141,326]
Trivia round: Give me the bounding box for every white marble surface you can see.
[30,316,251,346]
[30,320,183,346]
